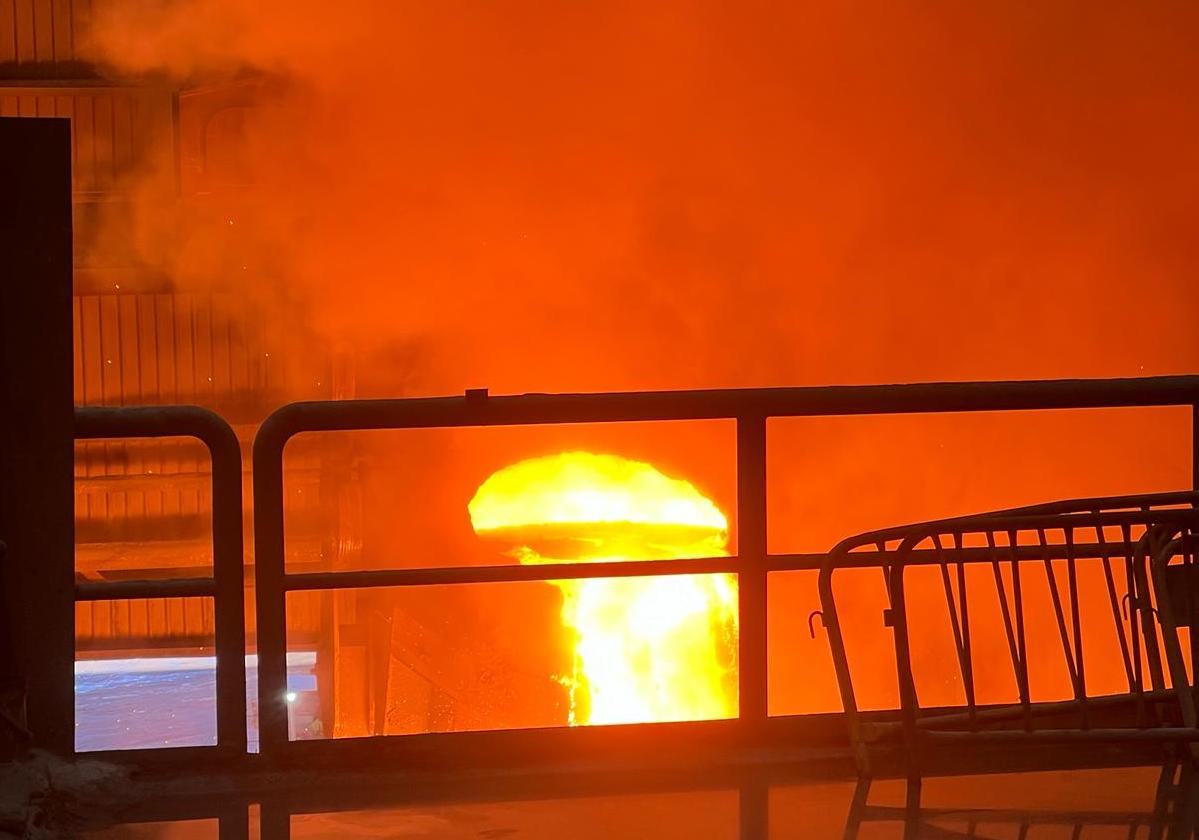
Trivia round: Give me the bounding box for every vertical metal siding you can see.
[1,0,93,71]
[0,87,172,196]
[1,76,339,656]
[72,290,333,648]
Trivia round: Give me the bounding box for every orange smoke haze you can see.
[83,0,1199,395]
[78,2,1199,721]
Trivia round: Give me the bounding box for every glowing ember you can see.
[469,452,737,725]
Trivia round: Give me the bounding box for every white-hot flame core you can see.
[470,452,738,726]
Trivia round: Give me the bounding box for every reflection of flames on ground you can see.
[469,452,738,725]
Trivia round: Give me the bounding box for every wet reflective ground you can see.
[77,763,1198,840]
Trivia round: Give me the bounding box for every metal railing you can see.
[74,405,247,758]
[251,375,1199,764]
[820,492,1199,782]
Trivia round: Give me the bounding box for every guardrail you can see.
[74,405,247,758]
[819,491,1199,777]
[251,375,1199,764]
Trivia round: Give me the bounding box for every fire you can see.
[469,452,738,725]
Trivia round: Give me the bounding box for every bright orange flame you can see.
[469,452,738,725]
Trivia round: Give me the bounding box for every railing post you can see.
[208,419,249,756]
[737,415,769,729]
[1193,401,1198,493]
[254,418,291,757]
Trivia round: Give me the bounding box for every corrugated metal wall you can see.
[71,292,300,410]
[70,289,334,650]
[6,3,480,739]
[0,0,93,73]
[0,87,172,196]
[3,30,340,653]
[76,597,216,652]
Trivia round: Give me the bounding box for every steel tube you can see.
[921,727,1199,743]
[256,376,1199,437]
[251,375,1199,765]
[736,416,768,728]
[281,541,1180,593]
[286,556,738,591]
[75,405,247,756]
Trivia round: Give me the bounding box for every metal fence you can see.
[73,405,247,758]
[57,376,1199,768]
[249,375,1199,767]
[819,492,1199,778]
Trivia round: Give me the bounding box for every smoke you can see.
[78,1,1199,718]
[81,0,1199,396]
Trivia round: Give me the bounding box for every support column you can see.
[0,117,75,754]
[736,416,769,729]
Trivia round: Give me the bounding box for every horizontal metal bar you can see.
[280,537,1189,592]
[856,689,1182,738]
[986,490,1198,516]
[826,497,1198,568]
[901,508,1198,537]
[75,404,234,442]
[819,540,1177,572]
[762,553,827,571]
[256,376,1199,437]
[271,713,829,776]
[858,804,1154,827]
[920,727,1199,743]
[74,577,216,601]
[285,555,742,591]
[286,541,1173,594]
[914,688,1180,729]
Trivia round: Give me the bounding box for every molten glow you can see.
[470,452,737,725]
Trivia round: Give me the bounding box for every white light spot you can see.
[285,691,298,703]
